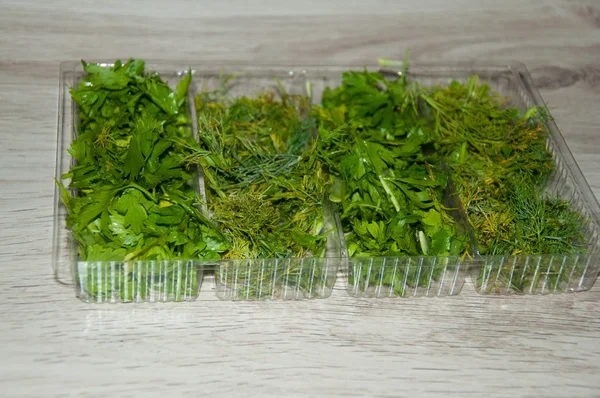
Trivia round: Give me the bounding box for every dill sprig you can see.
[194,81,330,260]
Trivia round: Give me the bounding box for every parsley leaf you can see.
[59,59,228,267]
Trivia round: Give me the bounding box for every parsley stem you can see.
[127,182,157,202]
[378,175,401,212]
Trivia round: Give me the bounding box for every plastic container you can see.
[53,60,600,302]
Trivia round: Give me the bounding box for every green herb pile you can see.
[194,83,330,260]
[310,59,589,295]
[313,69,471,258]
[308,68,472,294]
[418,76,590,293]
[191,81,339,299]
[59,59,227,300]
[364,58,589,293]
[416,76,588,257]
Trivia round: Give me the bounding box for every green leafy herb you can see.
[312,68,471,259]
[309,67,472,294]
[193,82,331,260]
[59,59,227,301]
[406,73,589,292]
[313,55,589,295]
[417,75,589,256]
[190,78,336,298]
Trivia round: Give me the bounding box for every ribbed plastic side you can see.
[214,258,339,300]
[470,254,600,295]
[75,260,201,303]
[347,256,465,298]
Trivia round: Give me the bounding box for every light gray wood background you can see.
[1,0,600,397]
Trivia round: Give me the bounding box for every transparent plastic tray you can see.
[53,61,600,302]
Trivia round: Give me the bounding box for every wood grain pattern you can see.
[1,1,600,397]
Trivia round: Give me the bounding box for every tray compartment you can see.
[55,60,205,303]
[189,67,342,300]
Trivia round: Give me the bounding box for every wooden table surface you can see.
[2,1,600,397]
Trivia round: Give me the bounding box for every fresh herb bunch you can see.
[475,182,591,294]
[59,59,228,265]
[392,70,590,294]
[312,69,471,259]
[194,80,331,260]
[192,79,338,299]
[416,75,588,256]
